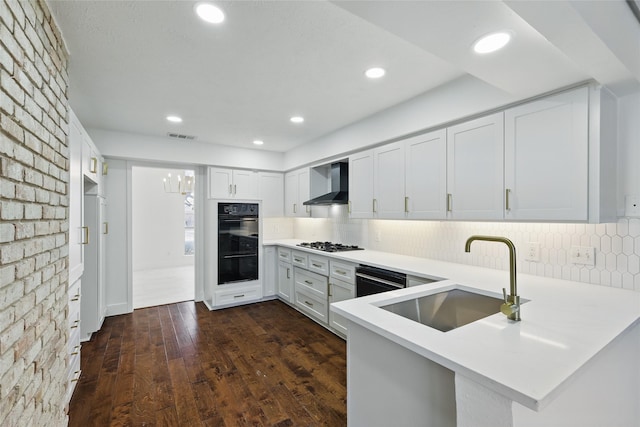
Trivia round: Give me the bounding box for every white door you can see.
[233,169,259,199]
[504,87,589,221]
[447,113,504,220]
[374,141,406,219]
[349,149,374,219]
[208,167,233,198]
[405,130,447,219]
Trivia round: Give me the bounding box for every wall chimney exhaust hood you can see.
[303,162,349,206]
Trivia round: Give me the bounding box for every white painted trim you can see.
[106,302,129,317]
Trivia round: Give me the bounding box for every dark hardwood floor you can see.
[68,300,347,426]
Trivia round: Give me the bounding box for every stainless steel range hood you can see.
[303,162,349,206]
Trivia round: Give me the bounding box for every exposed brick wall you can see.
[0,0,69,425]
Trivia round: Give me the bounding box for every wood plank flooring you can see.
[68,300,347,426]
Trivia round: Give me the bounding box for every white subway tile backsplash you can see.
[282,205,640,292]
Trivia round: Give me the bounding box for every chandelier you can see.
[163,173,194,195]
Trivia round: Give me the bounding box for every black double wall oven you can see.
[218,203,259,285]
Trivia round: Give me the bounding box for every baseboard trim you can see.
[106,302,130,316]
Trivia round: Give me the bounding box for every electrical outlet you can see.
[525,242,540,262]
[625,195,640,217]
[570,246,595,266]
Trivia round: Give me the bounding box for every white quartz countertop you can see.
[264,239,640,410]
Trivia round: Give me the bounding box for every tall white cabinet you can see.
[405,130,447,219]
[373,142,406,219]
[284,168,311,217]
[348,150,374,218]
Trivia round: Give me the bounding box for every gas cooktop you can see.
[297,241,364,253]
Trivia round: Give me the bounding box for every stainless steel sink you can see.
[380,289,503,332]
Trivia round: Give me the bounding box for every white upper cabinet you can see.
[405,130,447,219]
[258,172,284,217]
[284,168,311,217]
[504,86,589,221]
[446,112,505,220]
[348,149,374,218]
[373,141,406,219]
[208,167,259,199]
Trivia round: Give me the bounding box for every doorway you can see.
[131,166,195,309]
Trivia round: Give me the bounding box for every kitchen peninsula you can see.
[266,240,640,427]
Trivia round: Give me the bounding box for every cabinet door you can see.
[209,167,233,198]
[349,149,374,218]
[374,141,406,219]
[505,87,588,221]
[447,113,504,220]
[277,261,293,303]
[258,172,284,217]
[329,278,354,337]
[81,136,98,183]
[284,172,299,217]
[69,113,84,283]
[297,169,311,217]
[233,170,259,199]
[263,247,277,297]
[405,130,447,219]
[99,197,107,324]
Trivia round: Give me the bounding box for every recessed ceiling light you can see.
[473,32,512,54]
[253,140,264,146]
[195,3,225,24]
[166,115,183,123]
[290,116,304,124]
[365,67,386,79]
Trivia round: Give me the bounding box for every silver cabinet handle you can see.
[234,184,237,194]
[304,280,313,285]
[348,200,352,214]
[233,294,245,298]
[404,196,409,213]
[373,198,377,213]
[304,300,313,307]
[286,268,290,279]
[335,269,347,275]
[447,193,453,212]
[294,257,303,262]
[229,184,233,195]
[505,188,511,211]
[328,283,332,297]
[311,263,322,268]
[293,203,297,214]
[103,222,109,235]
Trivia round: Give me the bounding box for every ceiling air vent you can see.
[167,132,197,140]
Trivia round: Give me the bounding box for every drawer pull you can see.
[81,226,89,245]
[71,346,80,356]
[286,268,290,279]
[304,300,313,307]
[233,294,245,298]
[71,371,81,382]
[70,320,79,329]
[304,280,313,285]
[335,269,347,275]
[311,263,322,268]
[71,294,80,302]
[328,283,332,297]
[294,257,303,262]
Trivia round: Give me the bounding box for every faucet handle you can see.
[502,288,508,303]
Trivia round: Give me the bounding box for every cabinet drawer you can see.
[291,251,308,268]
[68,279,81,304]
[330,260,357,284]
[308,254,329,276]
[277,247,292,263]
[68,326,81,355]
[294,267,328,298]
[295,289,328,324]
[215,286,261,306]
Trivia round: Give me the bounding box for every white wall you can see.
[132,167,195,271]
[88,128,285,171]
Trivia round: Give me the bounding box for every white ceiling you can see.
[48,0,640,153]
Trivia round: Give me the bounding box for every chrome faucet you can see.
[464,235,521,321]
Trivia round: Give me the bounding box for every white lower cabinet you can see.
[66,278,81,405]
[214,284,262,306]
[294,267,329,325]
[263,246,277,297]
[329,278,354,338]
[277,260,293,303]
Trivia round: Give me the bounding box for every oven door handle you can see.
[222,254,258,259]
[355,272,404,289]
